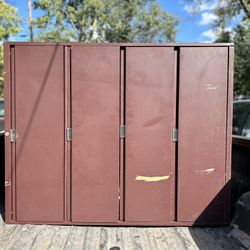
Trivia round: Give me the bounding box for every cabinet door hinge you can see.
[172,128,178,142]
[120,125,125,138]
[5,181,11,187]
[66,128,72,142]
[10,129,16,142]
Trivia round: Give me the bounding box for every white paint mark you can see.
[196,168,215,175]
[203,168,215,173]
[205,83,218,90]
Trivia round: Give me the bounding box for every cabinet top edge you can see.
[4,42,234,47]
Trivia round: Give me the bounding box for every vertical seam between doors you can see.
[119,47,126,221]
[174,47,180,222]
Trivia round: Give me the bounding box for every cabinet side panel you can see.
[224,46,234,223]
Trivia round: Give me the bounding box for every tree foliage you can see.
[187,0,250,98]
[211,0,250,30]
[211,0,250,98]
[0,0,22,97]
[231,25,250,98]
[33,0,179,42]
[0,0,22,42]
[185,0,250,27]
[0,46,3,98]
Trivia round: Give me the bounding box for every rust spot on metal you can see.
[135,175,170,182]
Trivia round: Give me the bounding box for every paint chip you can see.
[135,175,170,182]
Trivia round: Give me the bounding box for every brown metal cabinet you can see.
[4,43,233,226]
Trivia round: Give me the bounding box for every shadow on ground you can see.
[189,226,247,249]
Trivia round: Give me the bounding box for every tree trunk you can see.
[28,0,33,41]
[238,0,250,18]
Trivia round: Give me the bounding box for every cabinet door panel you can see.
[71,46,119,222]
[178,47,228,222]
[125,47,176,222]
[15,45,64,222]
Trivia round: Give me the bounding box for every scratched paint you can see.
[135,175,170,182]
[203,168,215,173]
[204,83,218,90]
[196,168,215,175]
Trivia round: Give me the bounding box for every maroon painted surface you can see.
[4,44,12,223]
[71,46,119,222]
[125,47,176,222]
[178,47,229,222]
[4,43,233,225]
[4,220,229,226]
[15,45,65,222]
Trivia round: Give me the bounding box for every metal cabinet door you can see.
[125,47,176,222]
[71,46,119,222]
[178,47,229,222]
[15,45,65,222]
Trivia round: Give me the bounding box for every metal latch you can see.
[172,128,178,142]
[120,125,125,138]
[10,129,16,142]
[66,128,72,142]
